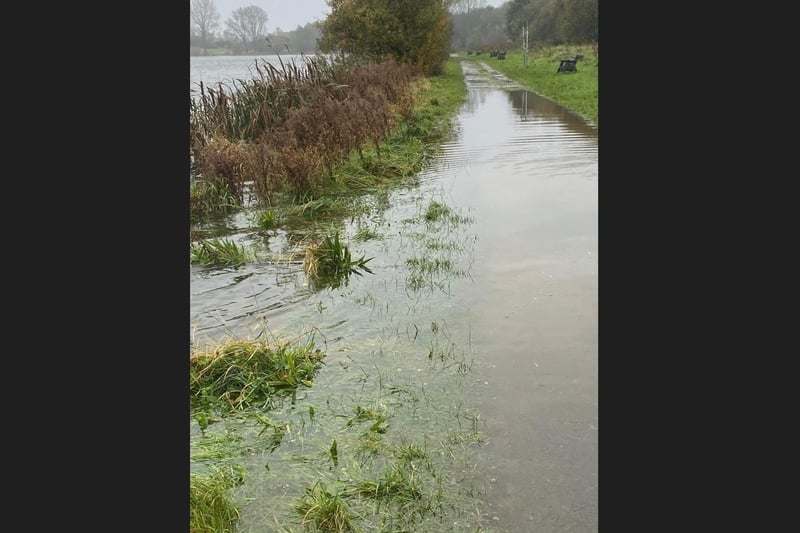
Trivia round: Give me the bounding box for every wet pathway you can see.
[422,59,598,532]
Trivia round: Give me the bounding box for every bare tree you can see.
[225,5,269,54]
[190,0,221,56]
[451,0,487,14]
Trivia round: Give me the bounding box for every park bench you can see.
[557,54,584,73]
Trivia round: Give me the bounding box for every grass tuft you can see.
[190,238,250,267]
[303,232,374,289]
[295,481,362,533]
[189,465,245,533]
[190,337,325,413]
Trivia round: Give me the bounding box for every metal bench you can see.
[557,54,584,73]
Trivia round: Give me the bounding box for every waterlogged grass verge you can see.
[191,56,466,235]
[190,321,492,532]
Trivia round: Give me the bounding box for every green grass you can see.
[189,465,245,533]
[189,328,489,532]
[191,179,242,221]
[190,336,326,413]
[303,231,374,290]
[295,481,362,533]
[190,237,250,267]
[461,44,598,127]
[250,209,279,231]
[353,225,381,242]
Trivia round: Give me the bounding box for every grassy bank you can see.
[459,44,598,128]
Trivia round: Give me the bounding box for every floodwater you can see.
[190,55,597,532]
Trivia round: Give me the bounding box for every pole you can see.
[523,23,529,67]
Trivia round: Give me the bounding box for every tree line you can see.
[191,0,598,68]
[190,0,321,55]
[449,0,597,52]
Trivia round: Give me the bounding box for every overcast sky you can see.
[213,1,508,33]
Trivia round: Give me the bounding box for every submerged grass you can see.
[191,179,242,221]
[190,323,489,532]
[190,465,245,533]
[403,199,475,291]
[189,336,325,413]
[295,481,362,533]
[303,231,374,290]
[190,237,251,267]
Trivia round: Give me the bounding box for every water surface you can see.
[190,56,597,532]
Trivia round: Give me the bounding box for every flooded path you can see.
[448,61,598,532]
[191,57,597,532]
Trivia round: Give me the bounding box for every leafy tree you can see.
[226,5,269,54]
[506,0,561,45]
[190,0,221,56]
[450,3,510,51]
[506,0,597,45]
[267,23,322,54]
[557,0,597,43]
[318,0,455,76]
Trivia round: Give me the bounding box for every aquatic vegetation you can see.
[191,56,417,201]
[191,431,244,462]
[303,231,373,289]
[353,225,381,242]
[189,465,245,533]
[423,200,473,225]
[295,481,361,533]
[250,209,278,230]
[189,337,325,413]
[190,237,250,267]
[190,179,241,221]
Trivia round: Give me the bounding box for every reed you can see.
[190,55,418,203]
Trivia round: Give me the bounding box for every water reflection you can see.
[507,89,598,136]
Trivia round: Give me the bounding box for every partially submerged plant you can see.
[303,232,373,289]
[190,179,242,220]
[353,225,380,242]
[190,337,325,413]
[190,238,250,267]
[189,465,245,533]
[295,481,361,533]
[251,209,279,231]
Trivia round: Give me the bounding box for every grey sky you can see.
[214,1,508,33]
